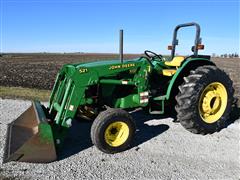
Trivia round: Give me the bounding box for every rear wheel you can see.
[175,65,234,134]
[91,108,135,153]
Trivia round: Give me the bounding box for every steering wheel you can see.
[144,50,163,61]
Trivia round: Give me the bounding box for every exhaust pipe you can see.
[119,29,123,63]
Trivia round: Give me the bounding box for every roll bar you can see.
[170,22,201,59]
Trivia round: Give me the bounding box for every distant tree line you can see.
[212,53,239,58]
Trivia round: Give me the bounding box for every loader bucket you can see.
[3,101,57,163]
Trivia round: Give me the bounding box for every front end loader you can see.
[3,22,234,163]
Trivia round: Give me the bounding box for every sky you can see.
[0,0,239,55]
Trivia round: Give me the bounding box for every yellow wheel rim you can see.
[104,121,129,147]
[198,82,228,123]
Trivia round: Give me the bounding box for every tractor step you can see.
[148,98,165,114]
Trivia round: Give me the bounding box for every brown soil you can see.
[0,53,140,90]
[0,54,239,104]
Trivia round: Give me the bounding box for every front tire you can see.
[91,108,136,153]
[175,65,234,134]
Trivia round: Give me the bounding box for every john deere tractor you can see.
[3,22,234,163]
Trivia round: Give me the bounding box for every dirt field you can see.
[0,53,239,106]
[0,53,139,90]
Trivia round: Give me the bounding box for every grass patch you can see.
[0,86,50,101]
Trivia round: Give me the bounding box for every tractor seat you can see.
[162,69,177,76]
[164,56,185,67]
[162,56,185,76]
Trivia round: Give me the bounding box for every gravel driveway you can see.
[0,98,239,180]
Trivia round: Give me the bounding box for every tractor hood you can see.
[75,58,140,68]
[59,57,147,78]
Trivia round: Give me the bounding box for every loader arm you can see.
[48,58,151,128]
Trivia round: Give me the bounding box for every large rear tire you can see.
[91,108,136,153]
[175,65,234,134]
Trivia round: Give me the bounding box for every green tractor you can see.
[3,22,234,163]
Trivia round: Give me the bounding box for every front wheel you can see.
[175,65,234,134]
[91,108,136,153]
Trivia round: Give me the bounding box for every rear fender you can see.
[165,58,215,100]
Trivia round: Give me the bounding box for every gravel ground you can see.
[0,98,239,180]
